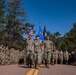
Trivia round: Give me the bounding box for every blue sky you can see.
[22,0,76,36]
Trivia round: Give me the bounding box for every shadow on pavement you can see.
[18,65,36,69]
[18,65,29,68]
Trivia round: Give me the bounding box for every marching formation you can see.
[0,44,25,65]
[0,35,76,67]
[25,35,75,68]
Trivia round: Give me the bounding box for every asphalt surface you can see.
[0,64,76,75]
[39,64,76,75]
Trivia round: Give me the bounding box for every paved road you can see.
[0,64,76,75]
[39,64,76,75]
[0,64,30,75]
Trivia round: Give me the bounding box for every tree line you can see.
[47,23,76,52]
[0,0,76,51]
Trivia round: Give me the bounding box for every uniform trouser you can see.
[55,57,58,64]
[34,50,42,65]
[52,57,55,64]
[38,53,42,64]
[53,56,58,64]
[59,58,63,64]
[5,56,10,64]
[64,57,69,64]
[26,51,34,63]
[44,51,51,64]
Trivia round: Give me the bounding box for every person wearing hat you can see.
[26,35,34,67]
[43,36,53,67]
[34,35,43,66]
[59,50,63,64]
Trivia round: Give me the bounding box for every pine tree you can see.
[0,0,6,44]
[6,0,27,48]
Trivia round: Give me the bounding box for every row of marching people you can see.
[46,49,70,65]
[25,35,53,68]
[0,34,75,67]
[49,49,76,65]
[25,35,76,68]
[0,44,25,65]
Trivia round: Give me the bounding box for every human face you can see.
[46,36,50,40]
[36,36,39,40]
[29,36,32,40]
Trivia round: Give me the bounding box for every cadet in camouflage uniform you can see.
[59,50,63,64]
[10,48,15,64]
[34,35,43,65]
[14,50,19,63]
[26,35,34,67]
[5,46,10,64]
[51,50,55,65]
[54,49,59,64]
[43,36,53,65]
[0,44,3,64]
[64,50,69,64]
[1,46,6,65]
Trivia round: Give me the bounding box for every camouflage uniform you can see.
[43,40,53,64]
[0,45,3,64]
[54,50,59,64]
[22,50,26,63]
[10,48,15,64]
[51,50,55,65]
[5,46,10,64]
[23,48,27,63]
[1,48,6,65]
[64,50,69,64]
[59,50,63,64]
[34,39,42,64]
[26,39,34,63]
[14,50,19,63]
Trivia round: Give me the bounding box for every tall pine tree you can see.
[6,0,27,48]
